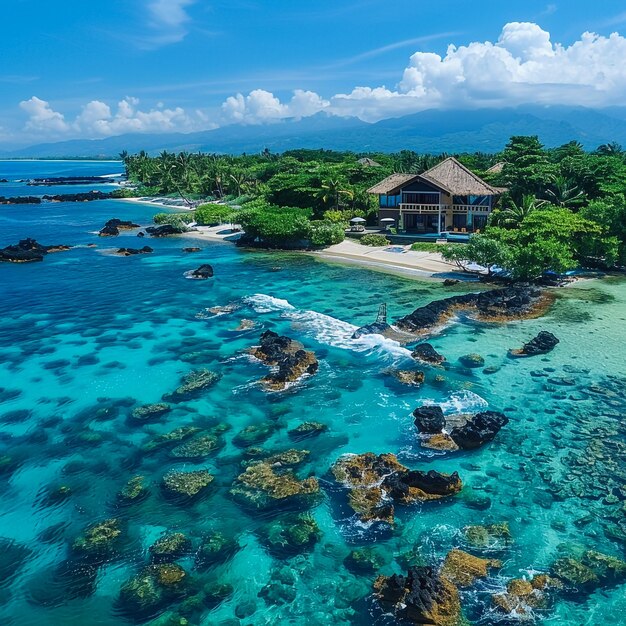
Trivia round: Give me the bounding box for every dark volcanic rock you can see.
[373,566,461,626]
[396,286,548,335]
[250,330,318,391]
[99,218,140,237]
[0,195,42,205]
[44,191,111,202]
[412,343,445,364]
[449,411,509,450]
[190,264,214,279]
[115,246,153,256]
[0,238,70,263]
[413,405,446,434]
[146,224,181,237]
[183,247,201,253]
[510,331,559,357]
[352,321,392,339]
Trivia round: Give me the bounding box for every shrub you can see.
[360,234,390,247]
[309,221,345,246]
[153,212,195,225]
[238,205,313,247]
[194,204,234,225]
[110,188,138,199]
[322,210,348,224]
[410,242,442,253]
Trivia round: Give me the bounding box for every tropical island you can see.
[114,136,626,282]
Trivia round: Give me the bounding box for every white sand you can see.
[311,239,459,278]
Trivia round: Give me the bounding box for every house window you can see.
[403,192,439,205]
[380,194,400,207]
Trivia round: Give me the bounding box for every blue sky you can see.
[2,0,626,145]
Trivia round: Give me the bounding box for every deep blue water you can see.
[0,161,625,625]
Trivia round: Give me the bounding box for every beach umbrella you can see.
[350,217,366,223]
[380,218,395,223]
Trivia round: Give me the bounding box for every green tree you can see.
[441,235,511,276]
[499,136,554,200]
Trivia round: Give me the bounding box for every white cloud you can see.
[140,0,195,48]
[19,96,209,139]
[221,22,626,123]
[19,97,70,134]
[221,89,329,124]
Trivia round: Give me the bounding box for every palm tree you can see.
[493,194,545,228]
[596,141,624,156]
[228,171,249,197]
[318,178,353,210]
[542,175,586,208]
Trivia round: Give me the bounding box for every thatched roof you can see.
[358,157,382,167]
[367,173,420,195]
[486,162,505,174]
[367,157,502,197]
[421,157,500,196]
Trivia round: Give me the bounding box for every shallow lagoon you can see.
[0,162,625,625]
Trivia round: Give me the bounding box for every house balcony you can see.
[399,203,443,213]
[452,204,491,213]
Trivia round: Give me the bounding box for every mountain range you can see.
[3,106,626,158]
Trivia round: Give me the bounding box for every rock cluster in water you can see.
[411,343,445,364]
[413,405,509,451]
[396,286,550,335]
[162,369,221,402]
[186,264,214,279]
[332,453,462,524]
[509,330,560,357]
[98,218,140,237]
[0,238,70,263]
[114,246,153,256]
[250,330,319,391]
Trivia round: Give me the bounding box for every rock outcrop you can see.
[441,549,501,587]
[0,238,70,263]
[114,246,153,256]
[449,411,509,450]
[373,566,462,626]
[413,406,446,434]
[98,218,140,237]
[411,343,445,364]
[162,369,221,402]
[250,331,318,391]
[332,453,462,524]
[509,331,559,357]
[161,469,214,499]
[187,264,214,279]
[146,224,185,237]
[396,286,551,335]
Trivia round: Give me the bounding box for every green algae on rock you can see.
[161,469,214,499]
[195,532,239,570]
[332,453,462,524]
[162,369,221,402]
[288,421,328,440]
[231,458,320,509]
[441,549,501,587]
[149,533,192,563]
[131,403,171,423]
[259,513,321,556]
[463,523,512,548]
[170,434,222,459]
[72,518,123,561]
[117,475,149,504]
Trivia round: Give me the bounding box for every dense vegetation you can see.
[121,138,626,274]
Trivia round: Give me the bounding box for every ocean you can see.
[0,161,625,625]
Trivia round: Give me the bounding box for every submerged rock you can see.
[458,353,485,368]
[396,286,550,335]
[131,403,171,423]
[552,550,626,591]
[149,533,192,563]
[143,426,202,453]
[183,247,201,253]
[449,411,509,450]
[393,370,425,386]
[162,369,221,402]
[161,469,214,499]
[231,458,320,509]
[260,513,321,556]
[332,453,462,524]
[233,422,277,448]
[72,518,123,561]
[117,475,150,504]
[463,523,511,548]
[441,549,501,587]
[119,564,189,617]
[510,331,560,357]
[195,532,239,570]
[0,538,31,588]
[170,434,222,459]
[250,330,318,391]
[373,566,462,626]
[288,421,328,440]
[345,547,389,574]
[411,343,445,365]
[492,575,561,617]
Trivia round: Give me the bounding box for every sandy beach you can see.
[310,239,464,279]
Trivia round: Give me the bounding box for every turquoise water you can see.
[0,162,625,625]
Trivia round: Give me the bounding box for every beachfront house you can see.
[367,157,504,235]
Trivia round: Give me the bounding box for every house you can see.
[367,157,505,234]
[357,157,382,167]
